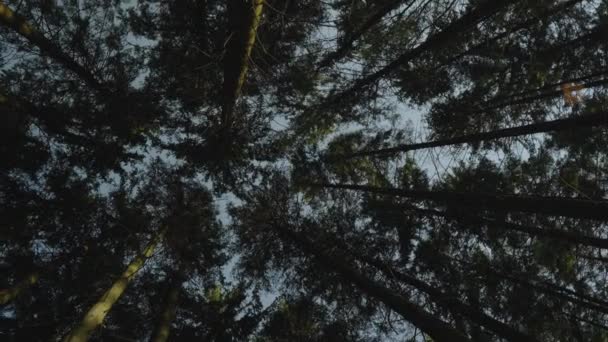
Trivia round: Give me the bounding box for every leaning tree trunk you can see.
[313,183,608,220]
[222,0,264,129]
[333,111,607,159]
[150,275,182,342]
[276,226,472,342]
[64,229,166,342]
[0,271,39,306]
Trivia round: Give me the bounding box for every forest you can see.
[1,0,607,341]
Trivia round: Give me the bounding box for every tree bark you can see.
[313,183,608,220]
[276,227,472,342]
[222,0,264,128]
[150,276,181,342]
[64,229,166,342]
[0,271,39,306]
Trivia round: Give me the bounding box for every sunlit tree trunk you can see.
[222,0,264,128]
[0,271,39,306]
[64,229,166,342]
[150,275,182,342]
[0,2,107,95]
[333,111,607,159]
[277,227,472,342]
[313,183,608,220]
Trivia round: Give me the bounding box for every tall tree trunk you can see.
[332,111,607,159]
[150,275,182,342]
[222,0,264,128]
[64,229,166,342]
[313,183,608,220]
[330,0,520,103]
[276,227,472,342]
[0,271,39,306]
[0,2,108,95]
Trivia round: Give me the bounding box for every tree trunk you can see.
[0,2,108,95]
[222,0,264,128]
[333,111,607,159]
[313,183,608,220]
[150,276,182,342]
[0,271,39,306]
[64,229,166,342]
[276,227,472,342]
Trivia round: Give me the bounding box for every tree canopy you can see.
[1,0,607,341]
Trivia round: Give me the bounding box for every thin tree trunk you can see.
[64,229,166,342]
[222,0,264,128]
[0,271,39,306]
[330,0,519,102]
[313,183,608,220]
[0,2,108,95]
[333,111,607,159]
[150,276,181,342]
[276,227,472,342]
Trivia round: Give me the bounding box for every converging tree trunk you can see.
[151,275,182,342]
[313,183,608,220]
[0,271,39,306]
[64,229,166,342]
[333,111,607,159]
[222,0,264,128]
